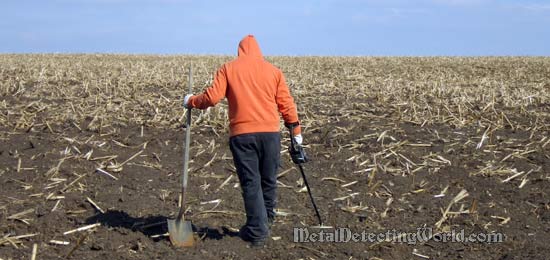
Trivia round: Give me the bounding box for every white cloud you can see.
[351,7,428,25]
[389,7,429,16]
[518,3,550,12]
[53,0,193,4]
[430,0,492,6]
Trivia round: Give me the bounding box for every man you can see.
[183,35,303,247]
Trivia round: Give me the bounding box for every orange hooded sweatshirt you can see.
[188,35,301,137]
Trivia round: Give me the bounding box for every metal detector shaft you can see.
[297,163,323,226]
[289,124,323,226]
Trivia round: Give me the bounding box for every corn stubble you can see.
[0,54,549,258]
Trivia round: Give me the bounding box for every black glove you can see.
[287,121,308,164]
[289,143,308,164]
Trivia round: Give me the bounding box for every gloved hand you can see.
[294,134,303,146]
[289,134,308,164]
[183,94,193,109]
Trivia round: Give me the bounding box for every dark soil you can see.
[1,54,549,259]
[1,108,549,259]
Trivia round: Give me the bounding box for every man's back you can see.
[188,35,299,136]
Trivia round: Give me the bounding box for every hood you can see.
[238,35,263,58]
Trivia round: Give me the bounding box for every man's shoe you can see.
[239,227,267,248]
[249,238,266,248]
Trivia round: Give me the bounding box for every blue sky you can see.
[1,0,549,56]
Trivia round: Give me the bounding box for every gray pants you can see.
[229,132,280,241]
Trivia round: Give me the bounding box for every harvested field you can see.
[1,54,549,259]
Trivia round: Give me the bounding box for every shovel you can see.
[168,66,195,247]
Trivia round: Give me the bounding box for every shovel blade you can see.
[167,218,194,247]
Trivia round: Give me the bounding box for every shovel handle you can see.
[183,66,192,188]
[178,65,193,220]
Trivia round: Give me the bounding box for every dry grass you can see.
[0,54,549,259]
[1,55,548,133]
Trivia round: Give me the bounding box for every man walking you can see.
[183,35,303,247]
